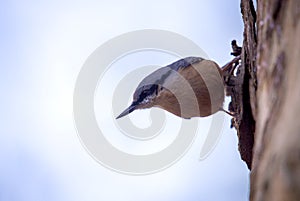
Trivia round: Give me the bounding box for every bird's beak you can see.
[116,102,138,119]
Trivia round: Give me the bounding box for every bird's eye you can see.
[140,93,155,104]
[134,84,159,105]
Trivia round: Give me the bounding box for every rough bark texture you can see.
[227,0,257,170]
[230,0,300,200]
[229,0,300,200]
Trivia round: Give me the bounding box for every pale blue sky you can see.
[0,1,249,201]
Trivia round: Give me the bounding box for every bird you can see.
[116,56,228,119]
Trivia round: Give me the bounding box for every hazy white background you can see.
[0,0,249,200]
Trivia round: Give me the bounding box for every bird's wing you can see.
[166,57,204,71]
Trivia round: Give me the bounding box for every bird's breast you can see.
[155,60,224,118]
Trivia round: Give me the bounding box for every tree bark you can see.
[227,0,257,170]
[237,0,300,200]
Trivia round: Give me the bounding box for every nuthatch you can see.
[116,57,229,119]
[116,56,234,119]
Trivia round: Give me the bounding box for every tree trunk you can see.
[237,0,300,200]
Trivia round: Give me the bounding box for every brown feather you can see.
[154,60,224,118]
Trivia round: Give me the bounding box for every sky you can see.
[0,0,249,201]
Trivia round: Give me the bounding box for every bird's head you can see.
[116,84,162,119]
